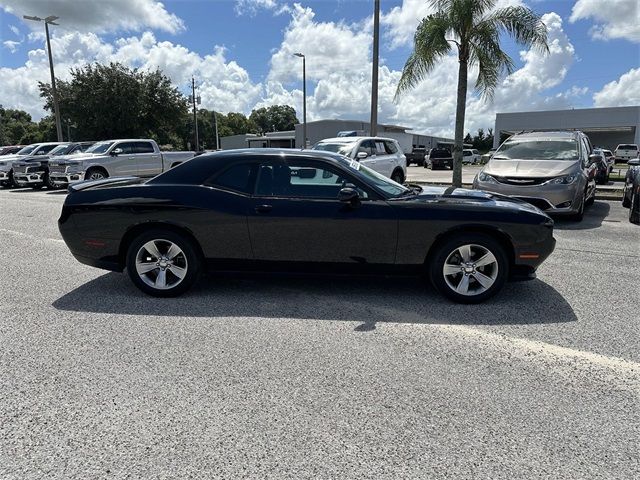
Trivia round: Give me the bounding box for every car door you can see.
[134,141,162,177]
[108,142,138,176]
[372,139,394,177]
[247,157,398,265]
[355,140,380,172]
[580,135,597,199]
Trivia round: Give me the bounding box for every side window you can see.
[36,145,57,155]
[580,137,590,161]
[357,140,375,156]
[134,142,155,154]
[384,141,398,154]
[208,163,255,194]
[116,142,136,154]
[255,162,368,199]
[374,140,386,155]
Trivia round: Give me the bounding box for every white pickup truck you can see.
[49,139,195,187]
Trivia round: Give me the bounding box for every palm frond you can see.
[482,6,550,53]
[394,14,452,100]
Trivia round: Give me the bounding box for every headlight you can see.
[544,175,578,185]
[478,171,498,184]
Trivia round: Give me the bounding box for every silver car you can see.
[473,131,598,221]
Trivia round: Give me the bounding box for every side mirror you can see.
[588,154,601,165]
[356,151,368,160]
[111,147,123,156]
[628,159,640,166]
[338,187,360,207]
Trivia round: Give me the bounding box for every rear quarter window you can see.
[207,163,256,194]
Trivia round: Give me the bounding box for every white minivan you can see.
[311,136,407,184]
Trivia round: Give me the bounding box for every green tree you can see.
[249,105,298,134]
[39,62,189,146]
[395,0,548,187]
[0,107,40,145]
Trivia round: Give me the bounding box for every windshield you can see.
[85,141,114,154]
[494,138,579,161]
[313,142,356,157]
[16,145,37,155]
[49,144,73,156]
[336,156,408,197]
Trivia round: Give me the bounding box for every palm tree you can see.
[395,0,549,187]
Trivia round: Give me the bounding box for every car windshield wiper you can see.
[396,184,422,197]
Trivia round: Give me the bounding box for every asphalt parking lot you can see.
[1,188,639,479]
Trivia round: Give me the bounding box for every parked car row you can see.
[0,139,196,189]
[622,158,640,224]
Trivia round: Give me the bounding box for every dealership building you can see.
[220,119,454,153]
[494,106,640,149]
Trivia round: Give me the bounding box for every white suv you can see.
[312,136,407,183]
[462,148,481,164]
[614,144,638,163]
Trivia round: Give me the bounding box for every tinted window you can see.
[618,144,638,150]
[430,149,451,159]
[135,142,155,154]
[210,163,255,194]
[35,144,58,155]
[85,142,114,154]
[256,161,368,199]
[384,141,398,154]
[358,140,375,156]
[115,142,136,154]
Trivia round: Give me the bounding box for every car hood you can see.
[402,185,549,216]
[483,159,578,178]
[51,153,100,164]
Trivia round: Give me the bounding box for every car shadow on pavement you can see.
[53,272,577,329]
[553,200,611,231]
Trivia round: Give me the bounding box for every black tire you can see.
[391,169,404,184]
[126,229,202,297]
[570,195,585,221]
[2,170,15,189]
[44,171,58,190]
[585,191,595,207]
[622,188,631,208]
[85,168,108,181]
[630,189,640,225]
[429,232,509,304]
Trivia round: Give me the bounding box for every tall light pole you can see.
[24,15,63,141]
[190,77,200,152]
[294,53,307,149]
[370,0,380,137]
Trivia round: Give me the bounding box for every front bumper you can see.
[473,179,582,215]
[50,172,85,186]
[14,172,45,186]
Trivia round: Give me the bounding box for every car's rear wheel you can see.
[429,233,509,304]
[126,229,202,297]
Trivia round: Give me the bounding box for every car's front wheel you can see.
[429,233,509,304]
[126,229,202,297]
[391,169,404,184]
[630,189,640,224]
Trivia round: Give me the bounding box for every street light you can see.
[23,15,63,142]
[293,52,307,149]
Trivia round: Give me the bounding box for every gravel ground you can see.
[0,188,638,479]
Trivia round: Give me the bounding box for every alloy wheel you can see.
[442,244,499,296]
[135,239,188,290]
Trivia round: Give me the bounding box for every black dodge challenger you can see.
[59,149,556,303]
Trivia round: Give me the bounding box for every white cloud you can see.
[0,30,262,119]
[9,24,21,36]
[593,68,640,107]
[382,0,524,49]
[234,0,279,16]
[570,0,640,42]
[3,40,21,53]
[2,0,184,35]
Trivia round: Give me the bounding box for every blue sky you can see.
[1,0,639,135]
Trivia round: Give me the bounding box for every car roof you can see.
[316,136,397,143]
[510,131,580,140]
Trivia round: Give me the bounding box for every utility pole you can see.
[191,77,199,152]
[370,0,380,137]
[294,53,307,148]
[213,111,219,150]
[24,15,63,141]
